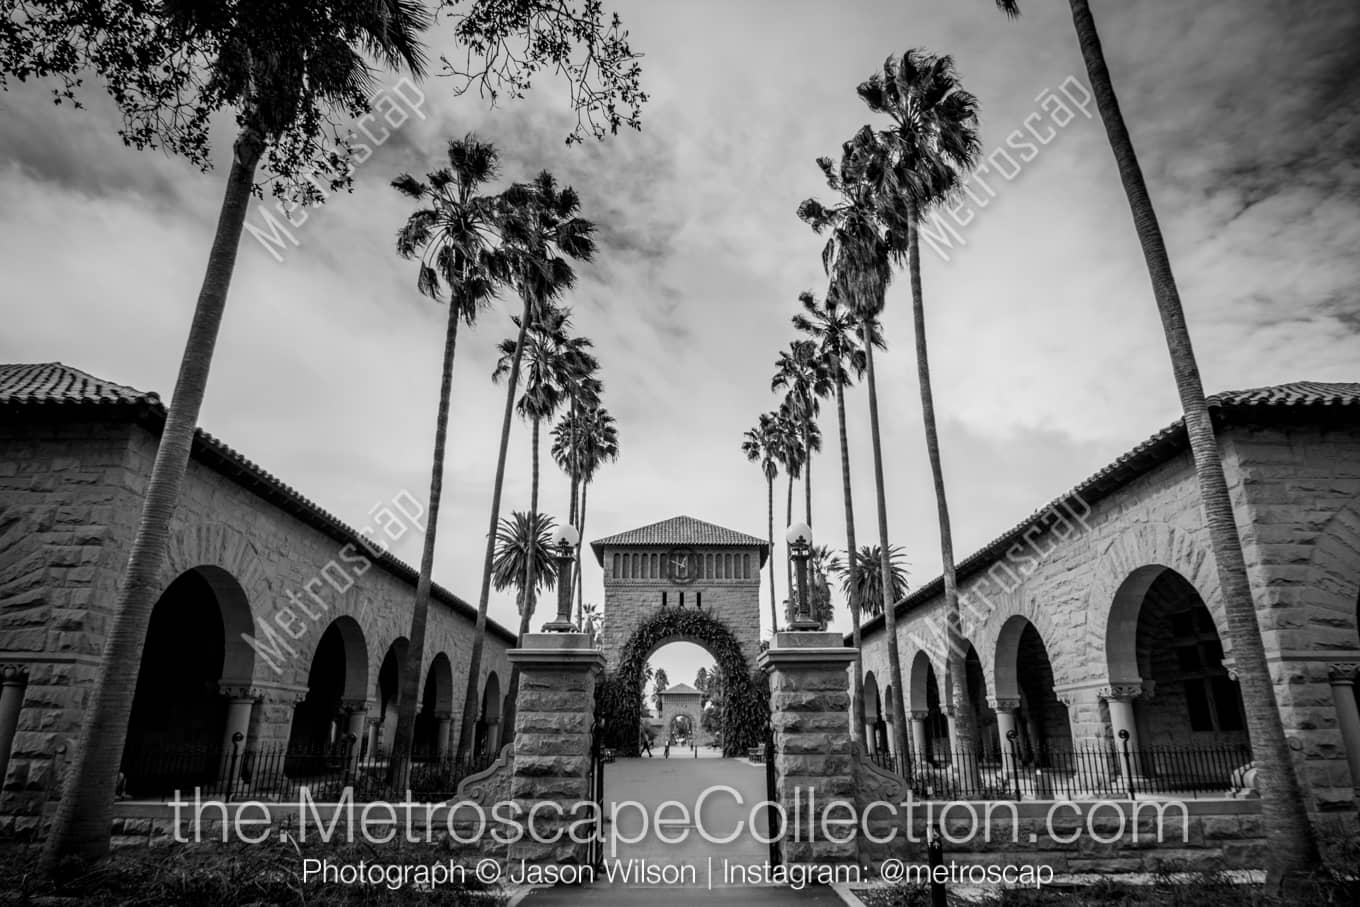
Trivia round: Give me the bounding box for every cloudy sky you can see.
[2,0,1357,689]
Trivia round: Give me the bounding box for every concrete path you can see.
[518,755,843,905]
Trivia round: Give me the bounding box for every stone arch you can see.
[476,671,502,758]
[994,614,1073,758]
[1085,522,1224,683]
[1304,506,1360,646]
[286,615,368,768]
[414,651,453,757]
[376,638,409,753]
[597,607,765,757]
[120,565,257,796]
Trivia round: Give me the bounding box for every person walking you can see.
[639,729,653,757]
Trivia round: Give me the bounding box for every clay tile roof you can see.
[0,362,160,406]
[660,683,701,696]
[590,515,769,566]
[0,362,516,644]
[1213,381,1360,407]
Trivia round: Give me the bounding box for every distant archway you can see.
[122,566,255,796]
[414,652,453,758]
[863,671,883,754]
[597,607,765,757]
[995,615,1072,761]
[376,638,409,754]
[476,671,502,758]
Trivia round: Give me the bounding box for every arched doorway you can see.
[286,616,367,775]
[1106,566,1247,747]
[414,652,453,759]
[908,652,949,763]
[863,671,884,754]
[946,642,998,758]
[375,638,408,754]
[475,671,502,759]
[995,616,1072,764]
[597,607,765,758]
[122,566,255,797]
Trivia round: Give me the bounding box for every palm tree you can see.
[491,511,559,617]
[771,339,832,529]
[793,288,882,745]
[741,413,783,633]
[455,172,596,763]
[992,0,1320,879]
[552,403,618,621]
[839,544,909,622]
[41,1,431,866]
[385,135,507,784]
[799,129,910,764]
[772,403,818,602]
[857,49,983,773]
[653,668,669,715]
[493,305,597,637]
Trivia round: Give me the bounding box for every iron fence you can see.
[119,736,499,803]
[865,731,1252,801]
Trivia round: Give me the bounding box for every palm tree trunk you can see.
[1067,0,1318,880]
[389,286,462,786]
[766,474,779,633]
[906,205,976,780]
[785,473,794,615]
[835,379,865,747]
[803,415,813,527]
[455,295,531,763]
[861,321,911,770]
[502,416,542,741]
[41,128,265,868]
[574,479,588,623]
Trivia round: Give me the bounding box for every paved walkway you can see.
[518,755,843,905]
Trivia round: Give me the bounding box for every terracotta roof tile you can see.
[590,515,769,565]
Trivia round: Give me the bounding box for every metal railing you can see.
[119,735,499,803]
[865,730,1252,801]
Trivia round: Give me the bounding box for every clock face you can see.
[664,547,699,585]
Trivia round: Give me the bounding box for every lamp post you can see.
[542,522,581,632]
[786,521,818,630]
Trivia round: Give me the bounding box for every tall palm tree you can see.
[771,404,814,607]
[857,49,983,773]
[41,0,431,866]
[771,339,832,529]
[387,135,506,784]
[491,511,559,617]
[799,129,910,763]
[741,412,783,633]
[793,288,882,745]
[493,305,597,638]
[456,172,596,763]
[993,0,1320,879]
[839,544,909,622]
[552,403,619,621]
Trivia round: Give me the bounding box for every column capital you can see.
[1098,684,1143,703]
[433,710,454,721]
[0,665,29,685]
[909,710,930,721]
[1328,663,1359,684]
[988,697,1020,712]
[221,685,265,702]
[341,698,369,714]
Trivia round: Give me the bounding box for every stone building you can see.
[0,363,515,829]
[656,682,703,743]
[857,382,1360,815]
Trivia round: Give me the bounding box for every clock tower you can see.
[589,515,769,671]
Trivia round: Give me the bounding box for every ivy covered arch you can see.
[596,607,768,757]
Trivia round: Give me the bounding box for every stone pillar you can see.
[944,707,959,755]
[344,702,369,773]
[991,697,1021,783]
[1101,686,1144,782]
[0,666,28,791]
[761,631,859,866]
[909,711,929,764]
[1328,665,1360,803]
[435,712,453,760]
[366,718,380,761]
[484,715,501,756]
[218,687,260,789]
[507,633,604,866]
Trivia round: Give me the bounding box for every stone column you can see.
[909,711,930,764]
[761,631,859,866]
[1101,685,1144,782]
[1328,665,1360,803]
[0,666,28,791]
[991,697,1021,783]
[218,687,260,790]
[344,702,369,773]
[507,633,604,866]
[366,717,380,762]
[435,711,453,760]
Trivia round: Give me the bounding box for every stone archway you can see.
[121,566,256,797]
[414,652,454,759]
[476,671,502,759]
[908,651,949,762]
[863,671,884,754]
[995,615,1072,764]
[286,615,367,775]
[596,607,766,757]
